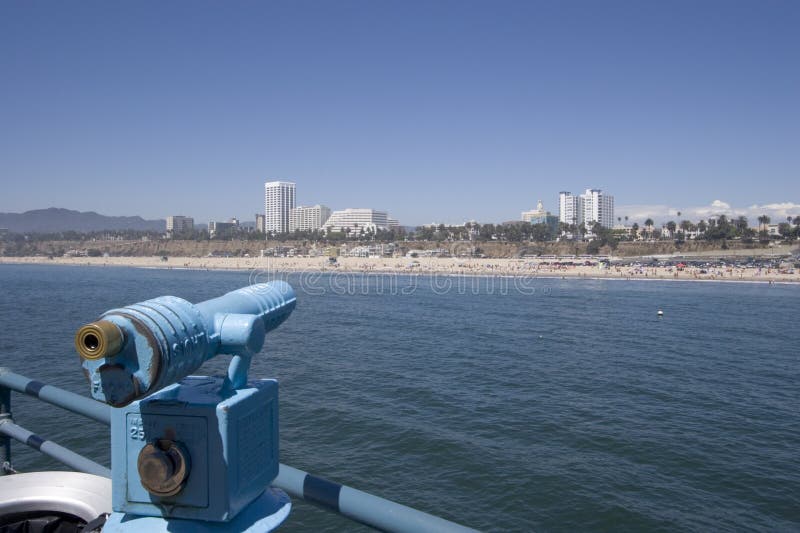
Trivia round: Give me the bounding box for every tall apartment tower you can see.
[558,192,580,226]
[581,189,614,229]
[559,189,615,229]
[264,181,296,233]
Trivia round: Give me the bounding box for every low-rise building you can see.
[322,208,392,234]
[405,248,450,258]
[341,244,395,257]
[209,218,239,238]
[521,200,547,222]
[521,200,559,235]
[260,246,296,257]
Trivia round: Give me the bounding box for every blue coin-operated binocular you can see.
[75,281,296,531]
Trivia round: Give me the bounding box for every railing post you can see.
[0,386,11,475]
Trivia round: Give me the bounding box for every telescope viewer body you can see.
[64,281,474,530]
[76,281,296,407]
[75,281,296,526]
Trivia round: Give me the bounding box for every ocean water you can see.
[0,264,798,532]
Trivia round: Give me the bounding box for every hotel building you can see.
[521,200,559,234]
[289,205,332,232]
[322,208,393,233]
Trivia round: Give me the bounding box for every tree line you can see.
[3,214,799,250]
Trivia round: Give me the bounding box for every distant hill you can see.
[0,208,165,233]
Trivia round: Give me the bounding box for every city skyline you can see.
[169,192,800,229]
[1,193,798,230]
[167,186,800,229]
[1,2,798,225]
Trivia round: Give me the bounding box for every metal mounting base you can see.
[102,488,291,532]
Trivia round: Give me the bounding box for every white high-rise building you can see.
[289,205,331,232]
[558,189,614,229]
[580,189,614,229]
[264,181,296,233]
[322,208,391,233]
[559,192,580,226]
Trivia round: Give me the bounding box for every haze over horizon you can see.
[1,1,798,226]
[1,200,798,229]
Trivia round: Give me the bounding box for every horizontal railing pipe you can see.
[0,369,478,531]
[272,463,479,533]
[0,368,110,425]
[0,419,110,477]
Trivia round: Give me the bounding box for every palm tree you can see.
[757,214,770,230]
[666,221,677,236]
[735,216,748,231]
[631,222,639,240]
[794,216,800,227]
[644,218,654,239]
[678,220,690,240]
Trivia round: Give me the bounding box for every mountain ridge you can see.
[0,208,166,233]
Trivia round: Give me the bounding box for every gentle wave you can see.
[0,264,798,532]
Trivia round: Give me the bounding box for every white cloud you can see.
[617,200,800,225]
[749,202,800,220]
[617,204,670,221]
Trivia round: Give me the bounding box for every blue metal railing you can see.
[0,367,478,533]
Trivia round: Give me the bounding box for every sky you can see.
[1,0,798,226]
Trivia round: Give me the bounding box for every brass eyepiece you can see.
[75,320,123,360]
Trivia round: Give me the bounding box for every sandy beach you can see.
[1,255,798,284]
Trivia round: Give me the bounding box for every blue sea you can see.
[0,264,798,532]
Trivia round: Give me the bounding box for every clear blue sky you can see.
[1,1,798,225]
